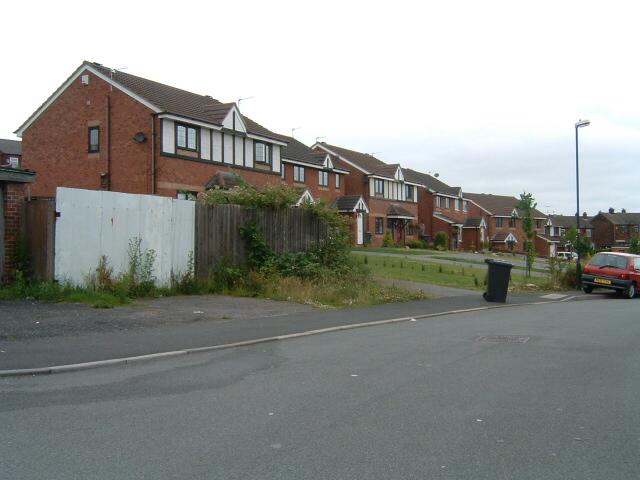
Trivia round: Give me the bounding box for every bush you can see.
[382,231,396,247]
[560,262,578,289]
[434,231,448,250]
[406,239,425,249]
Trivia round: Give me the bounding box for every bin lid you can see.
[484,258,513,267]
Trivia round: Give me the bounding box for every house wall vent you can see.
[81,74,89,85]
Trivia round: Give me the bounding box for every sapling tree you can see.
[516,192,537,277]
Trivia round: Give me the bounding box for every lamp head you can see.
[575,119,591,128]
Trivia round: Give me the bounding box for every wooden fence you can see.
[25,198,56,281]
[194,204,329,277]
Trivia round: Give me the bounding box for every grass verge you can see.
[356,253,554,292]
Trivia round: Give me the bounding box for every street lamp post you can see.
[575,119,590,290]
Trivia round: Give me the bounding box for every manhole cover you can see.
[475,335,531,343]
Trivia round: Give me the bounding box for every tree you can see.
[516,192,536,277]
[564,226,592,257]
[630,237,640,255]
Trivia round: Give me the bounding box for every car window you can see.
[589,254,628,269]
[635,258,640,270]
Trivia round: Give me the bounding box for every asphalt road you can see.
[2,298,639,479]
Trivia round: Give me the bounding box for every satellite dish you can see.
[133,132,146,143]
[434,173,439,178]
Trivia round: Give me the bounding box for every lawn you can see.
[355,254,552,292]
[351,246,439,256]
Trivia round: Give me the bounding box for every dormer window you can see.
[255,142,272,164]
[176,123,198,151]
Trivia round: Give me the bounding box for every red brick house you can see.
[545,214,594,252]
[1,167,36,283]
[312,143,420,247]
[16,61,291,199]
[463,193,550,255]
[0,139,22,169]
[590,212,640,250]
[403,168,488,250]
[280,136,349,204]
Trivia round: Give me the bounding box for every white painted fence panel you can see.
[55,187,195,286]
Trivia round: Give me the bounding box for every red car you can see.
[581,252,640,298]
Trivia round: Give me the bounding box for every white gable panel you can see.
[395,167,404,181]
[272,145,281,173]
[211,131,222,162]
[323,155,334,169]
[222,108,247,133]
[200,128,211,160]
[223,133,233,164]
[245,138,254,167]
[370,180,375,196]
[162,119,175,154]
[234,136,243,165]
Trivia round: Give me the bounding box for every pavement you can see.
[0,289,605,373]
[2,298,638,479]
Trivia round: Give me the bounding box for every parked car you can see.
[556,251,578,261]
[581,252,640,298]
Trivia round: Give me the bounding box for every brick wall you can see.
[280,162,345,203]
[2,182,27,283]
[22,71,153,197]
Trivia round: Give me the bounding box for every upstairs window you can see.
[445,197,451,209]
[281,163,286,179]
[435,196,441,208]
[463,200,469,212]
[294,165,305,183]
[335,173,341,189]
[319,170,329,187]
[255,142,272,164]
[176,124,198,150]
[454,199,460,211]
[405,184,414,201]
[496,217,503,227]
[88,126,100,153]
[509,217,516,228]
[374,179,385,195]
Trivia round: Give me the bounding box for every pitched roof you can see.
[332,195,369,213]
[595,212,640,225]
[464,192,546,218]
[491,232,518,243]
[433,212,463,225]
[463,217,484,228]
[403,168,460,196]
[281,137,326,166]
[387,204,415,218]
[17,61,287,143]
[536,233,560,243]
[549,214,592,229]
[316,142,388,174]
[0,138,21,155]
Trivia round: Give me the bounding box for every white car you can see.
[556,251,578,261]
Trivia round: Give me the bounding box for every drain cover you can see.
[475,335,531,343]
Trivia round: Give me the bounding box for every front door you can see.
[550,243,556,257]
[356,212,364,245]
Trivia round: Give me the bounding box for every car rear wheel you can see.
[582,285,593,294]
[625,283,636,299]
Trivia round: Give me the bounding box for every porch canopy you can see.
[387,204,414,220]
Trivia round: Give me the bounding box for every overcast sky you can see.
[3,0,639,215]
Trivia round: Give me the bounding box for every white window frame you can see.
[319,170,329,187]
[374,179,385,195]
[294,165,305,183]
[335,173,340,189]
[436,196,441,208]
